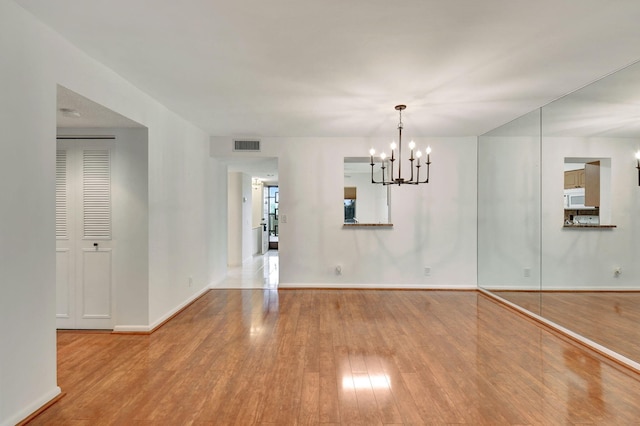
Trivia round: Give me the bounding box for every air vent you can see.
[234,140,261,151]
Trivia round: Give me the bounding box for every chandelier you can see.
[369,105,431,185]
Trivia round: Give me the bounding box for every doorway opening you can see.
[267,185,279,250]
[56,85,147,330]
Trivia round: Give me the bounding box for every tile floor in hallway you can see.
[213,250,279,289]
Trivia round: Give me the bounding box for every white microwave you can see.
[564,188,596,209]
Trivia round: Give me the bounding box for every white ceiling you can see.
[16,0,640,139]
[57,85,144,129]
[223,156,279,183]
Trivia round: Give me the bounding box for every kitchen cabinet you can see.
[584,161,600,207]
[564,169,585,189]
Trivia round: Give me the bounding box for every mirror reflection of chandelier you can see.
[369,105,431,186]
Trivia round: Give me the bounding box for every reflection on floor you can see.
[214,250,279,289]
[494,291,640,364]
[33,291,640,424]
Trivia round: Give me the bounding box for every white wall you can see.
[212,136,478,288]
[146,116,221,326]
[57,127,150,327]
[252,181,264,227]
[227,172,253,266]
[227,172,242,266]
[208,158,228,285]
[0,1,226,423]
[1,2,59,422]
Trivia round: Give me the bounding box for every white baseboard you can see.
[4,386,61,426]
[482,286,640,292]
[278,283,477,290]
[147,286,211,332]
[479,285,542,291]
[112,324,151,333]
[114,286,211,333]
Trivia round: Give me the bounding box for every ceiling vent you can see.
[233,139,261,152]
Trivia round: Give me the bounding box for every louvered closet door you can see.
[56,140,114,329]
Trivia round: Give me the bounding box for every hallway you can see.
[213,250,279,289]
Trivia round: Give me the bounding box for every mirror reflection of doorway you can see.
[267,186,279,250]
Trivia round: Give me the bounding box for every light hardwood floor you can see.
[29,289,640,425]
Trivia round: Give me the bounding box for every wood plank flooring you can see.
[29,289,640,425]
[494,291,640,363]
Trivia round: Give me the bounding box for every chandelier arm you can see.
[370,158,394,184]
[417,161,430,184]
[425,161,430,183]
[390,158,395,184]
[370,162,379,184]
[409,158,415,183]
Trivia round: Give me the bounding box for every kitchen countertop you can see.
[563,224,617,228]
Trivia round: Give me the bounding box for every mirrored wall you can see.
[479,60,640,366]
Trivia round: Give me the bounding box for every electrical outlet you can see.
[614,267,621,277]
[335,265,342,275]
[523,267,531,278]
[424,267,431,276]
[188,276,193,287]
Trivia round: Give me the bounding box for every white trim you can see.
[479,288,640,374]
[114,286,211,333]
[482,286,640,292]
[112,324,151,333]
[479,285,541,291]
[148,286,211,331]
[3,386,61,426]
[277,283,477,290]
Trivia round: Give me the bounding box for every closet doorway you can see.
[56,138,114,329]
